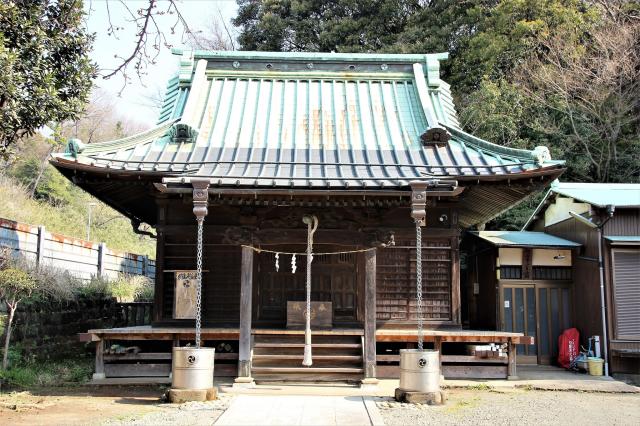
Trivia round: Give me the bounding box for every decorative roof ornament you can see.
[532,146,551,165]
[421,127,451,146]
[169,123,198,144]
[178,49,195,84]
[413,62,452,146]
[66,138,85,158]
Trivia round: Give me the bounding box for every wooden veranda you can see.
[82,326,532,382]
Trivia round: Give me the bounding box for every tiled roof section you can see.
[550,182,640,208]
[51,50,563,189]
[471,231,581,248]
[156,75,189,125]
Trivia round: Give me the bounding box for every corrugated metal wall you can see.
[0,218,155,280]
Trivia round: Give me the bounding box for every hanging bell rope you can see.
[302,214,318,367]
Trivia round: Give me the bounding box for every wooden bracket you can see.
[191,178,210,220]
[410,181,428,226]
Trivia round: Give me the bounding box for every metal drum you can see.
[172,347,215,389]
[399,349,440,393]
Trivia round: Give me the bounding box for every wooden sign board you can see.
[286,301,332,329]
[174,270,198,319]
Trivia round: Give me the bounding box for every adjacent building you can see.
[524,182,640,377]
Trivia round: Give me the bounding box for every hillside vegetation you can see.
[0,91,155,257]
[0,173,155,257]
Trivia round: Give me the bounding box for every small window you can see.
[500,265,522,279]
[532,266,572,280]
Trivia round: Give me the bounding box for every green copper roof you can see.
[471,231,581,248]
[51,50,566,227]
[53,49,562,184]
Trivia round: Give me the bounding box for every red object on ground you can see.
[558,328,580,369]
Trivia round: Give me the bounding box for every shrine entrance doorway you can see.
[254,247,360,328]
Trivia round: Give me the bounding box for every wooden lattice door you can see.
[256,250,358,326]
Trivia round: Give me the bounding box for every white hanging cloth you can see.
[302,215,318,367]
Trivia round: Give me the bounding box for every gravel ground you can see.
[377,388,640,425]
[102,394,234,426]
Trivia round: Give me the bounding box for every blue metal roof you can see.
[550,182,640,208]
[471,231,581,248]
[604,236,640,244]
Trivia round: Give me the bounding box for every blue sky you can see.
[84,0,238,125]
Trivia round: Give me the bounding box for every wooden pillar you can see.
[153,197,168,323]
[450,235,461,326]
[92,339,105,380]
[507,339,518,380]
[236,246,255,385]
[363,248,378,384]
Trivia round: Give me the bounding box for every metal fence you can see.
[0,217,155,280]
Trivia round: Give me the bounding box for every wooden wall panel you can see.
[161,238,241,325]
[603,210,640,237]
[376,236,453,324]
[546,218,599,258]
[571,256,602,344]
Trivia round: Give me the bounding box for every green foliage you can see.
[106,274,154,303]
[10,157,75,205]
[487,192,547,231]
[0,0,96,157]
[234,0,418,52]
[0,172,156,257]
[0,357,93,387]
[0,268,37,303]
[2,255,153,304]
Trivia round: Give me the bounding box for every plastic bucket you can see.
[587,357,603,376]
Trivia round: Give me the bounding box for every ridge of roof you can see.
[172,48,449,63]
[59,119,180,158]
[442,124,561,167]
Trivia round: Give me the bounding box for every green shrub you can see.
[107,274,152,303]
[0,357,93,387]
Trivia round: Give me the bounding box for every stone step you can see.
[252,366,364,374]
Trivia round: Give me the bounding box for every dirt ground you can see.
[377,388,640,425]
[0,386,231,426]
[2,386,640,425]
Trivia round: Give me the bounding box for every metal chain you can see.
[195,218,204,349]
[416,221,424,350]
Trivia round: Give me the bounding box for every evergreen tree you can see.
[0,0,96,158]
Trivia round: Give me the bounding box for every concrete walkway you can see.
[441,365,640,393]
[214,395,382,425]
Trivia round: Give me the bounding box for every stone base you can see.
[395,388,447,405]
[168,387,218,403]
[92,373,106,380]
[232,377,256,388]
[360,378,379,390]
